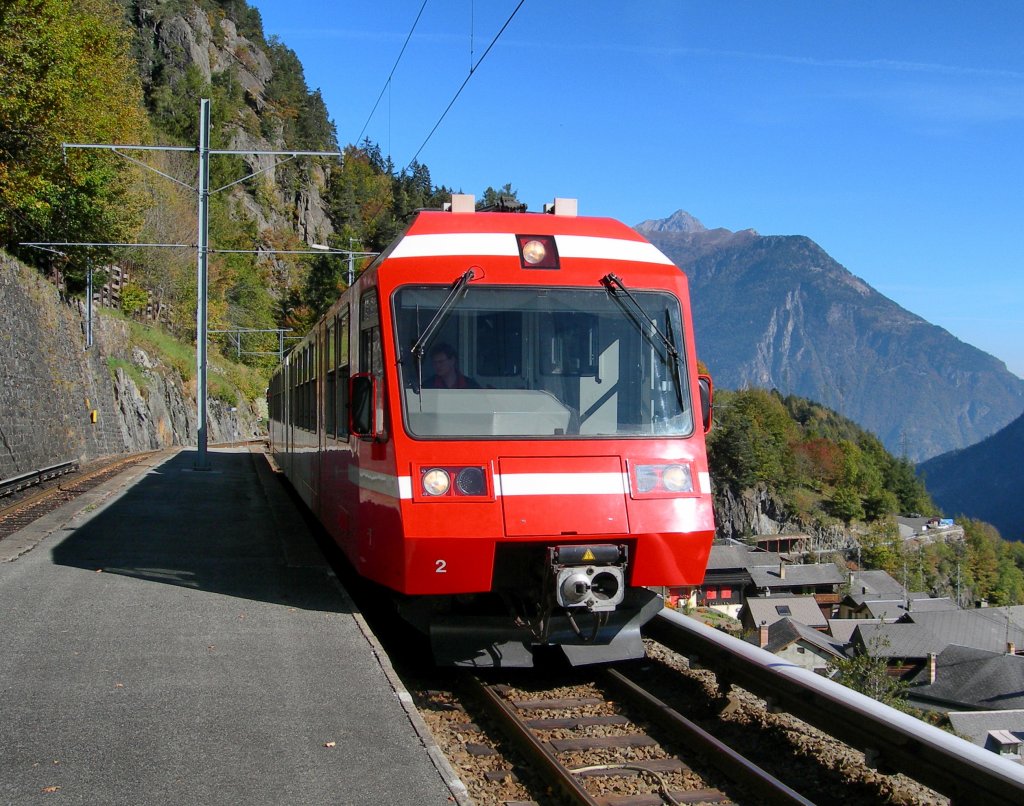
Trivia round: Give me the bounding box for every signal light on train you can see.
[517,235,559,269]
[421,468,451,496]
[456,467,487,496]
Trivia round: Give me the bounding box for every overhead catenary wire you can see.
[405,0,526,171]
[355,0,431,147]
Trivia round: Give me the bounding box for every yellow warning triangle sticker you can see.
[582,549,596,562]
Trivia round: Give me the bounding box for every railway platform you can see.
[0,448,467,806]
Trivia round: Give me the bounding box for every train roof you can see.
[374,197,675,272]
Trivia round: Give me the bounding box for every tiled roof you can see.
[903,610,1024,653]
[909,645,1024,710]
[745,596,828,629]
[948,709,1024,748]
[854,622,947,658]
[847,569,906,597]
[749,563,844,589]
[706,545,781,571]
[763,617,847,658]
[828,619,869,643]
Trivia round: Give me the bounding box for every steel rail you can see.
[645,608,1024,805]
[0,460,78,498]
[601,668,814,805]
[465,675,602,806]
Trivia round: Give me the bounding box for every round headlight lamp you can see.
[422,468,451,496]
[521,239,547,265]
[662,464,693,492]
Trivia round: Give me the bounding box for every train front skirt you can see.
[423,588,664,668]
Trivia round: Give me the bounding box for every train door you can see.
[353,289,388,574]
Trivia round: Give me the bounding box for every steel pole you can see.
[194,99,212,471]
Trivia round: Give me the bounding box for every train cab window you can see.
[393,285,694,439]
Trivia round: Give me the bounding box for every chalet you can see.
[747,562,844,619]
[689,544,782,618]
[752,616,847,676]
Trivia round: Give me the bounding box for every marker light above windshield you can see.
[517,235,559,269]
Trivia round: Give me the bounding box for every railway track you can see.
[462,668,811,806]
[0,452,158,541]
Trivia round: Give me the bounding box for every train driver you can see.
[426,343,480,389]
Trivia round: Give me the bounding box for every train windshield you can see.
[394,285,693,438]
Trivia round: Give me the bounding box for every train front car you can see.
[366,195,715,667]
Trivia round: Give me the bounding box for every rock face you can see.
[638,212,1024,461]
[713,483,792,541]
[132,4,334,248]
[0,254,260,481]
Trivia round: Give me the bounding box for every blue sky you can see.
[254,1,1024,378]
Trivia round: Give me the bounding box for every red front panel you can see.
[498,455,628,536]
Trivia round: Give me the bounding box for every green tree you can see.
[120,281,149,317]
[829,629,909,710]
[0,0,150,262]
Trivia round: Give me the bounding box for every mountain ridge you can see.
[637,211,1024,462]
[918,411,1024,541]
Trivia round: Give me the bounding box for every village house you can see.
[747,562,844,619]
[750,616,847,676]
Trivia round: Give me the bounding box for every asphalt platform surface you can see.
[0,448,466,805]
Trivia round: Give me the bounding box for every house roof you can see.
[847,569,906,597]
[905,597,958,613]
[828,619,873,643]
[903,609,1024,654]
[706,545,782,571]
[762,617,847,658]
[948,710,1024,748]
[909,645,1024,710]
[744,596,828,629]
[749,563,844,589]
[854,622,948,658]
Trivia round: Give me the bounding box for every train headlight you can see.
[521,239,547,264]
[422,468,451,496]
[632,462,695,496]
[661,464,693,492]
[516,234,559,269]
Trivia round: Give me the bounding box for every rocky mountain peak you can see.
[635,210,708,234]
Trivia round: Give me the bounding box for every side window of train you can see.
[359,292,382,375]
[336,308,350,438]
[356,291,385,438]
[325,321,336,437]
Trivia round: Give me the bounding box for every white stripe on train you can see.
[354,468,706,500]
[388,233,674,265]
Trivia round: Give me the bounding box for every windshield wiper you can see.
[408,267,477,391]
[601,272,686,411]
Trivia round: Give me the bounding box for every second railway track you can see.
[0,452,158,541]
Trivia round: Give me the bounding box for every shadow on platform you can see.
[51,450,351,613]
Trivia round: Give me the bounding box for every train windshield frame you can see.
[393,284,694,439]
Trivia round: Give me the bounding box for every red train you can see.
[269,195,715,666]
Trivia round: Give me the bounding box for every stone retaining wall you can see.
[0,253,261,482]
